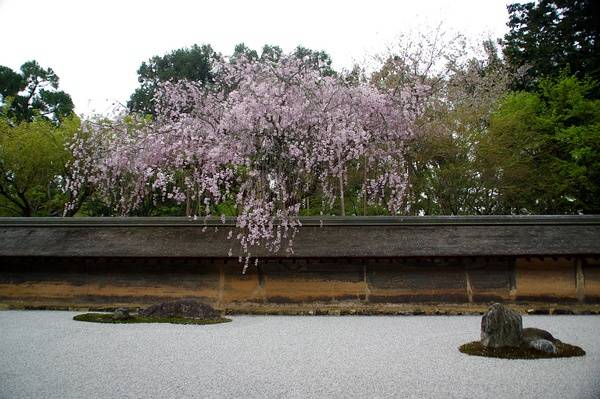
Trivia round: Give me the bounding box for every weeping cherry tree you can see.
[66,54,423,269]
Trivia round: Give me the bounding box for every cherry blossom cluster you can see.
[66,55,422,266]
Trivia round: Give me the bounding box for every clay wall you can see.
[2,256,599,310]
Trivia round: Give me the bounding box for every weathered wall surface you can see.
[1,256,599,310]
[1,216,599,311]
[2,216,599,258]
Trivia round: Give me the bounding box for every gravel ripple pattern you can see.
[1,312,599,399]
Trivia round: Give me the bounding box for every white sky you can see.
[0,0,517,117]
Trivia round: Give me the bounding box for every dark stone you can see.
[481,303,523,348]
[112,308,131,320]
[522,327,556,343]
[139,299,220,319]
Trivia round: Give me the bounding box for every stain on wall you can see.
[515,257,577,302]
[367,258,467,303]
[584,258,600,302]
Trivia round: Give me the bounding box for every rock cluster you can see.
[521,327,558,354]
[480,303,558,353]
[140,299,220,319]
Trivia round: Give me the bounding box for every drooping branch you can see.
[66,54,420,263]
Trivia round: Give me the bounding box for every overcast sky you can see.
[0,0,518,116]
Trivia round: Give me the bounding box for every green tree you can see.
[0,66,22,101]
[0,61,74,124]
[128,43,337,117]
[502,0,600,90]
[483,75,600,213]
[231,43,259,61]
[0,114,80,216]
[293,46,336,77]
[260,44,283,63]
[128,44,220,115]
[231,43,335,76]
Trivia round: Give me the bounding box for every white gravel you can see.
[0,311,599,399]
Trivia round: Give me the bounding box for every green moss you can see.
[459,341,585,359]
[73,313,231,325]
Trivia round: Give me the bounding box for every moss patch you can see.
[459,341,585,359]
[73,313,231,325]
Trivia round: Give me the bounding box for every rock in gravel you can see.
[481,303,523,348]
[140,299,220,319]
[522,327,556,343]
[528,339,557,354]
[112,308,131,320]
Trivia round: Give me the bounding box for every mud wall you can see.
[1,256,599,309]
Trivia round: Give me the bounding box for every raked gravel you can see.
[0,311,599,399]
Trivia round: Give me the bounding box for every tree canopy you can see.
[502,0,600,90]
[0,61,74,124]
[128,43,337,116]
[484,75,600,214]
[127,44,219,115]
[3,10,599,223]
[0,114,80,216]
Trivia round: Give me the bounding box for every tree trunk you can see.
[16,191,32,217]
[185,191,191,217]
[363,159,368,216]
[339,172,345,217]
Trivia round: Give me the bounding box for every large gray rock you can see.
[480,303,523,348]
[528,339,557,354]
[140,299,220,319]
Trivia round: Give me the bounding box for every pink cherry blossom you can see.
[66,54,421,262]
